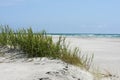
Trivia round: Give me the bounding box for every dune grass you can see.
[0,25,94,70]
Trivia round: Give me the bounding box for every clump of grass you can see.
[56,37,94,70]
[0,25,94,70]
[60,50,94,70]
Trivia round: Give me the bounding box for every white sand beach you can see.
[64,37,120,73]
[0,37,120,80]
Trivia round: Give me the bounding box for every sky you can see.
[0,0,120,34]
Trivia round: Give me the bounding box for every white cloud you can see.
[0,0,24,7]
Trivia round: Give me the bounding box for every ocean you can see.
[48,33,120,38]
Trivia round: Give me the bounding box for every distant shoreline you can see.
[47,33,120,38]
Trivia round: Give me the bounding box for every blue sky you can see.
[0,0,120,33]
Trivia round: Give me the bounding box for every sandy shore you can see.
[62,37,120,74]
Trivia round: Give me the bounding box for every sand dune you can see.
[0,37,120,80]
